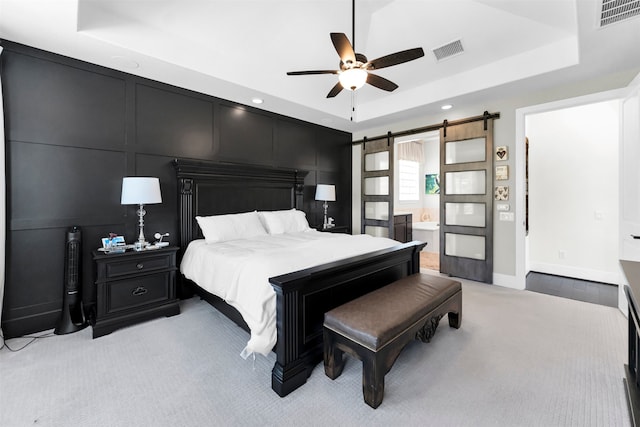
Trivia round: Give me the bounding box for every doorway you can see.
[394,131,440,271]
[515,92,623,293]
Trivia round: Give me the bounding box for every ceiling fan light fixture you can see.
[338,68,368,91]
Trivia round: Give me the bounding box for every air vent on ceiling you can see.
[432,39,464,61]
[600,0,640,27]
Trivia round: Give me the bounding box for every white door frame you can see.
[514,88,628,292]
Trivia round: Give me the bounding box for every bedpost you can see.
[178,177,194,250]
[271,287,310,397]
[411,241,422,274]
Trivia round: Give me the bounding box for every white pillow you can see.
[259,209,311,234]
[196,211,267,243]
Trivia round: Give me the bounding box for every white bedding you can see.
[180,230,398,357]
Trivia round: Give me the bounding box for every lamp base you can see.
[135,204,148,251]
[322,201,329,228]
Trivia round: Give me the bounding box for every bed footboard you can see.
[268,240,426,397]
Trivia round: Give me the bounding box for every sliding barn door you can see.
[440,119,494,283]
[361,135,394,238]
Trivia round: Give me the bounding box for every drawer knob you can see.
[136,263,144,270]
[132,286,148,296]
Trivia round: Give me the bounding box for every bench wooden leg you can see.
[323,330,345,380]
[448,291,462,328]
[362,353,385,409]
[448,311,461,328]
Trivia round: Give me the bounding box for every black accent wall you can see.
[0,40,352,338]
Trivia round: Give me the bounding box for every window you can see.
[398,159,420,201]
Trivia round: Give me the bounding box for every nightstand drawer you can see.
[107,273,171,313]
[105,254,172,279]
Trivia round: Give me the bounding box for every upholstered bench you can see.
[323,273,462,408]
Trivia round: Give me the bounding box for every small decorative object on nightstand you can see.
[89,246,180,338]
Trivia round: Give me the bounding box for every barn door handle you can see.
[632,235,640,240]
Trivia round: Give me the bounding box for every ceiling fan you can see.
[286,0,425,98]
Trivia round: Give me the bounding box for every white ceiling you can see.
[1,0,639,133]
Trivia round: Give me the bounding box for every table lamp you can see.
[315,184,336,229]
[121,177,162,250]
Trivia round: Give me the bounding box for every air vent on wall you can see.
[600,0,640,27]
[432,39,464,61]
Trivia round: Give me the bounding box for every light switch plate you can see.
[499,212,515,221]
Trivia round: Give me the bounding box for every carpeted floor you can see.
[0,274,630,427]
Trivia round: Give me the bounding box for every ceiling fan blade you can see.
[287,70,339,76]
[326,81,344,98]
[367,47,425,70]
[330,33,356,65]
[366,73,398,92]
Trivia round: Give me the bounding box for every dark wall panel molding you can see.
[8,142,126,225]
[0,39,352,337]
[275,118,317,170]
[217,102,274,165]
[3,50,126,150]
[135,83,214,158]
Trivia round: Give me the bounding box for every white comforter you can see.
[180,230,398,357]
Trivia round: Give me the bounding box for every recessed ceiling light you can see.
[441,104,453,110]
[252,98,264,104]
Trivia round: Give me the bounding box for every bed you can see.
[174,159,425,397]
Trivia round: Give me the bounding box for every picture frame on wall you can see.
[496,146,508,161]
[425,174,440,194]
[495,186,509,200]
[495,165,509,180]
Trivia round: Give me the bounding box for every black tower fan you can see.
[54,226,87,334]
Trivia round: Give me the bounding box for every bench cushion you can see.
[324,274,461,351]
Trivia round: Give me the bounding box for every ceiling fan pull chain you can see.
[350,92,356,121]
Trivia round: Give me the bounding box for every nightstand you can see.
[316,225,350,234]
[90,246,180,338]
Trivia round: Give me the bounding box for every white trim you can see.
[0,45,5,339]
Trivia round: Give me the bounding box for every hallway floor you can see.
[419,256,616,308]
[526,271,618,307]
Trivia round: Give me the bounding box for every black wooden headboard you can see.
[173,159,308,250]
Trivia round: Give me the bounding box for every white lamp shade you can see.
[315,184,336,202]
[338,68,368,91]
[121,177,162,205]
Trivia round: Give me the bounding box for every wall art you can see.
[425,173,440,194]
[495,186,509,200]
[495,165,509,180]
[495,146,508,161]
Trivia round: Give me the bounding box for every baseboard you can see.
[1,309,60,339]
